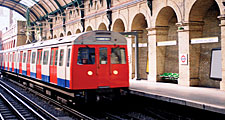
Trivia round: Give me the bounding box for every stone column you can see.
[147,27,157,82]
[219,15,225,90]
[177,22,190,86]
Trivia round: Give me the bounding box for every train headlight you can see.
[87,71,93,76]
[113,70,118,75]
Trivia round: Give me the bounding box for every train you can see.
[0,31,129,104]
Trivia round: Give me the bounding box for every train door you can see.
[16,52,20,73]
[7,53,9,71]
[12,52,15,72]
[57,46,67,87]
[65,46,72,88]
[22,51,27,75]
[110,46,129,87]
[30,50,37,78]
[50,48,58,84]
[19,51,23,74]
[9,53,12,71]
[27,50,31,76]
[42,48,50,82]
[97,47,110,87]
[13,52,17,73]
[36,49,42,79]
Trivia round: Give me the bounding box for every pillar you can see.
[219,15,225,90]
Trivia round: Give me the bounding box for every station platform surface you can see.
[129,80,225,114]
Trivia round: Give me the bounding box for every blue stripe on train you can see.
[5,67,7,70]
[22,70,27,75]
[57,78,70,88]
[17,69,19,74]
[42,74,50,83]
[14,69,17,73]
[30,72,36,78]
[9,68,12,72]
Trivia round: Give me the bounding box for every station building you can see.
[1,0,225,90]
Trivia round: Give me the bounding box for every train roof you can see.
[0,31,126,53]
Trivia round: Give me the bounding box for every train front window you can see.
[77,48,95,65]
[111,48,126,64]
[99,48,107,64]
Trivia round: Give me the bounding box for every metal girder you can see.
[106,0,111,9]
[8,0,40,21]
[53,0,64,13]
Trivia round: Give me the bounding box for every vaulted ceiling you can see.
[0,0,83,24]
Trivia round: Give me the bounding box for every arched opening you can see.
[53,35,57,38]
[60,33,64,37]
[155,7,179,84]
[67,31,72,36]
[48,36,51,39]
[86,26,93,31]
[98,23,107,30]
[113,19,125,32]
[76,29,81,34]
[131,13,148,80]
[189,0,221,88]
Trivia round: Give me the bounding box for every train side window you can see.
[55,50,58,65]
[14,53,16,62]
[43,50,49,65]
[50,49,54,65]
[77,48,95,65]
[20,53,23,63]
[99,48,107,64]
[17,53,20,62]
[23,52,26,63]
[27,52,31,64]
[59,49,64,66]
[111,48,126,64]
[10,54,12,62]
[32,52,36,64]
[66,48,71,67]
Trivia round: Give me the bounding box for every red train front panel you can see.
[70,44,129,90]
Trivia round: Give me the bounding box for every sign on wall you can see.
[157,40,177,46]
[180,54,188,65]
[191,37,218,44]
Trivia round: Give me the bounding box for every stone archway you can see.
[131,13,148,80]
[60,33,64,37]
[113,19,125,32]
[86,26,93,31]
[155,6,179,83]
[53,35,57,38]
[67,31,72,36]
[98,23,107,30]
[189,0,221,88]
[76,29,81,33]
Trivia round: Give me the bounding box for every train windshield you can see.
[77,48,95,65]
[111,48,126,64]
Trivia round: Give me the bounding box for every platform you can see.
[129,80,225,114]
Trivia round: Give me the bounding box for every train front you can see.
[71,31,129,100]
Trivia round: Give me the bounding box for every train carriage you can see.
[0,31,129,103]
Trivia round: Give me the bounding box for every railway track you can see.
[0,81,58,120]
[0,77,94,120]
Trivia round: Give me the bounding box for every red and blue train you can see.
[0,31,129,103]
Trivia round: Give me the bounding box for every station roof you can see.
[0,0,83,24]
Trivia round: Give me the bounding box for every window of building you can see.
[77,48,95,65]
[59,49,64,66]
[111,48,126,64]
[43,51,49,65]
[67,48,71,67]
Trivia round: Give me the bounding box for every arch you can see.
[98,23,107,30]
[53,35,57,38]
[112,18,125,32]
[60,33,64,37]
[155,6,179,83]
[86,26,93,31]
[112,14,128,31]
[155,6,178,26]
[131,13,148,79]
[76,29,81,34]
[67,31,72,36]
[186,0,223,21]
